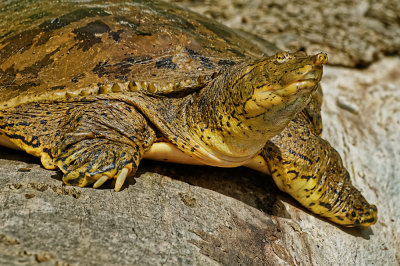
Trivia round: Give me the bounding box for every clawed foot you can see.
[54,138,141,191]
[50,100,155,191]
[92,167,129,191]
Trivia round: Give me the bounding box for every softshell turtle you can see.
[0,0,376,227]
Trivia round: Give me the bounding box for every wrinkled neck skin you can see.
[184,60,316,166]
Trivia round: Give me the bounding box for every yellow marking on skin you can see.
[244,99,265,117]
[276,82,298,96]
[254,91,283,107]
[298,65,313,75]
[40,153,57,169]
[0,41,9,51]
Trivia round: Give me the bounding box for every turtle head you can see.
[239,51,327,132]
[187,51,328,164]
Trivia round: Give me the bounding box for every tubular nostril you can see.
[314,53,328,65]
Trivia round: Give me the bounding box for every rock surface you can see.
[1,0,400,265]
[169,0,400,67]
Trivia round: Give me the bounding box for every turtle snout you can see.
[313,53,328,65]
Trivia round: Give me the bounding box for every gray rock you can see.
[168,0,400,67]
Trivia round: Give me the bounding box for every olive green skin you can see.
[0,0,376,227]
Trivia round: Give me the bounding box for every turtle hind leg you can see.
[53,100,156,191]
[263,114,377,228]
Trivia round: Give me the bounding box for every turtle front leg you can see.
[260,114,377,228]
[53,101,156,191]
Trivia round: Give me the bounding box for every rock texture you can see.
[1,0,400,265]
[169,0,400,67]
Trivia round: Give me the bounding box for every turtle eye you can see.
[275,52,288,64]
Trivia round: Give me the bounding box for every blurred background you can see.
[167,0,400,67]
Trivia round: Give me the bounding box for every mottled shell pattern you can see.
[0,0,275,109]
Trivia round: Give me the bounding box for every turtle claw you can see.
[115,167,129,192]
[91,167,130,191]
[93,175,109,189]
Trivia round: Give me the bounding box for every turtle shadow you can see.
[41,155,289,218]
[139,160,373,238]
[136,159,290,219]
[0,146,41,165]
[340,224,374,239]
